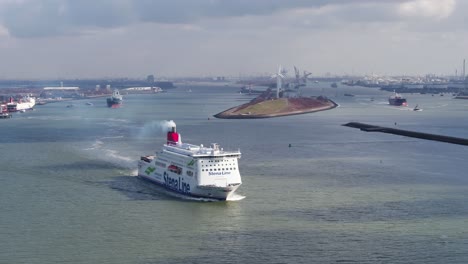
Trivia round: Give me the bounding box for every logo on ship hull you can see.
[163,171,191,194]
[145,167,155,175]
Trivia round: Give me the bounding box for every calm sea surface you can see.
[1,83,468,264]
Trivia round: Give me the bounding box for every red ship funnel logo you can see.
[167,126,179,145]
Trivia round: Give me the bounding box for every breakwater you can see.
[343,122,468,146]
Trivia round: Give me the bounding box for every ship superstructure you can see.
[138,124,242,200]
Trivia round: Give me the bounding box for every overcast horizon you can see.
[0,0,467,79]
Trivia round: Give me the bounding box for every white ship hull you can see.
[137,124,242,201]
[138,171,240,200]
[7,97,35,112]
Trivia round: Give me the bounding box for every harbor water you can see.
[1,84,468,263]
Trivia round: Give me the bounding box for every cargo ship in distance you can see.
[138,123,242,201]
[388,91,407,106]
[107,89,122,108]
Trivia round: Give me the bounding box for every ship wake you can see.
[79,139,138,172]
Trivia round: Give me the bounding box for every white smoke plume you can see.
[137,120,177,139]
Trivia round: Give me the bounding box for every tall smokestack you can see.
[167,126,179,145]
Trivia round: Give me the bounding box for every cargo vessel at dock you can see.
[137,123,242,201]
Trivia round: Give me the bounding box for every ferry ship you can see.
[138,124,242,200]
[6,96,35,112]
[388,91,407,106]
[106,89,123,108]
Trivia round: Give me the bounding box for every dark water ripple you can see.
[142,229,468,264]
[273,198,468,222]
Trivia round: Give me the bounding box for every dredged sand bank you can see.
[214,94,338,119]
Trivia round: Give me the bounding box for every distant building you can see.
[147,75,155,83]
[41,86,81,99]
[43,87,80,91]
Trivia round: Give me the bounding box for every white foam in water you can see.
[227,193,246,201]
[101,148,136,169]
[129,169,138,176]
[79,139,137,170]
[84,139,104,150]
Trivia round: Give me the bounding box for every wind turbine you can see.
[271,65,285,99]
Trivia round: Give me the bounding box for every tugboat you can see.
[388,91,407,106]
[138,122,242,200]
[107,89,123,108]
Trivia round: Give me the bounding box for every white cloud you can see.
[398,0,456,19]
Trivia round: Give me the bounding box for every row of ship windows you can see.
[201,168,236,171]
[201,164,234,167]
[200,160,234,163]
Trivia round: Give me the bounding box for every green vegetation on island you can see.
[214,88,337,119]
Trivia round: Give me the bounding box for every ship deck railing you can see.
[163,142,241,157]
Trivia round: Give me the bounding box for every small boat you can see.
[0,112,11,119]
[413,104,423,111]
[85,102,93,106]
[344,93,354,97]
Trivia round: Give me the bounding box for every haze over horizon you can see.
[0,0,466,79]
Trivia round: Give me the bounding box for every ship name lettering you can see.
[164,172,190,194]
[208,171,231,176]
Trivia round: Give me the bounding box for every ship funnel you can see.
[167,126,180,145]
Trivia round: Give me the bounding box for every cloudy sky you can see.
[0,0,466,79]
